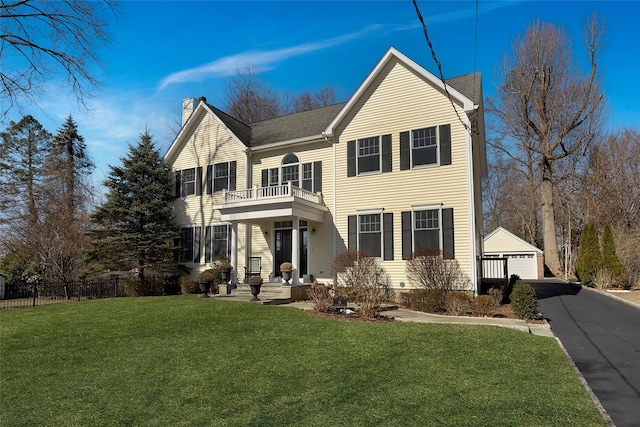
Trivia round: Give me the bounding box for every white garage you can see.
[484,227,544,280]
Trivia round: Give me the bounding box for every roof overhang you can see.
[218,196,328,224]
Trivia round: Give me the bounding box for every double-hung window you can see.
[359,214,382,257]
[213,163,229,192]
[205,161,236,194]
[412,126,438,166]
[181,168,196,196]
[401,207,454,259]
[358,136,380,173]
[204,224,229,262]
[400,124,451,170]
[348,211,394,260]
[177,227,201,263]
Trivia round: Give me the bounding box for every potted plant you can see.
[280,262,294,284]
[248,275,263,301]
[197,270,216,296]
[217,262,233,283]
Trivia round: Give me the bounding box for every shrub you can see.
[406,248,470,293]
[180,279,200,295]
[124,279,165,297]
[307,283,334,313]
[510,280,540,320]
[472,295,499,317]
[591,268,615,290]
[487,287,503,304]
[400,289,445,313]
[600,223,626,287]
[575,221,601,285]
[331,250,393,318]
[197,270,217,284]
[444,291,472,316]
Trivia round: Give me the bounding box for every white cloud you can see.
[158,25,382,89]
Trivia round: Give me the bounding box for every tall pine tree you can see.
[601,223,626,287]
[575,221,601,285]
[89,131,178,283]
[0,115,52,281]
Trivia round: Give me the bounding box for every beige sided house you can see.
[164,47,487,293]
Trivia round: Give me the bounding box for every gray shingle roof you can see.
[203,72,480,148]
[446,72,482,105]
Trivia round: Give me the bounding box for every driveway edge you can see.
[553,335,615,426]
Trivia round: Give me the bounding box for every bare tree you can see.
[487,15,605,276]
[224,65,280,123]
[0,0,118,119]
[225,66,338,122]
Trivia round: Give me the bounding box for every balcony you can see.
[218,182,327,223]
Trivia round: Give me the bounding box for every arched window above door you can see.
[282,153,299,165]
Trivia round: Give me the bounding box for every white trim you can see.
[356,207,384,214]
[249,134,326,152]
[411,202,442,210]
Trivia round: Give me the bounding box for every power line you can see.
[411,0,476,135]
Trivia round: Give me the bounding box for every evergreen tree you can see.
[601,223,626,287]
[89,131,178,283]
[0,115,53,281]
[47,115,94,218]
[0,115,52,226]
[575,221,601,285]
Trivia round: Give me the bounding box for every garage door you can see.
[505,253,537,280]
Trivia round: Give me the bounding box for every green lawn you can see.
[1,297,605,426]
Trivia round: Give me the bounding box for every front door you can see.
[275,229,292,277]
[274,226,308,277]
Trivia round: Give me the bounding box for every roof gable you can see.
[484,227,543,253]
[325,47,476,136]
[164,101,249,164]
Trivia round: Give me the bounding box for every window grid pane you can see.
[413,127,437,148]
[303,163,312,180]
[415,210,439,230]
[358,137,380,157]
[269,168,279,186]
[360,214,381,233]
[182,168,196,196]
[282,165,299,184]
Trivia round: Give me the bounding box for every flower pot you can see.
[282,270,293,284]
[220,269,231,283]
[199,282,210,293]
[250,284,262,301]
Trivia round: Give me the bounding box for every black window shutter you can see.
[313,161,322,193]
[196,166,203,196]
[382,134,392,173]
[204,226,211,263]
[442,208,454,258]
[400,131,410,170]
[229,161,237,191]
[402,211,412,260]
[261,169,268,187]
[205,165,213,195]
[383,212,394,260]
[348,215,357,251]
[193,226,201,263]
[439,124,451,166]
[347,140,356,177]
[175,171,182,198]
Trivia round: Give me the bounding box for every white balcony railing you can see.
[222,182,323,205]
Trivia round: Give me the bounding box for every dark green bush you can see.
[180,279,200,295]
[472,295,499,317]
[402,289,445,313]
[445,291,472,315]
[510,280,540,320]
[576,221,601,285]
[124,279,165,297]
[601,223,626,287]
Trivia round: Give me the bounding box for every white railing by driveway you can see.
[223,182,323,205]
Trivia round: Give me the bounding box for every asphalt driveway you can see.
[529,280,640,426]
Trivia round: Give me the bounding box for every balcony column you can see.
[230,222,238,284]
[291,217,299,285]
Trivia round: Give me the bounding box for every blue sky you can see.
[6,1,640,188]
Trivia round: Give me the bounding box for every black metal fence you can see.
[0,280,126,310]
